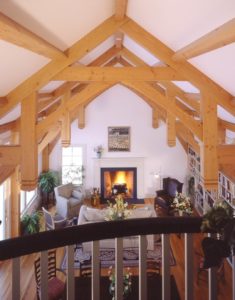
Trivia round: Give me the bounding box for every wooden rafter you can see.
[0,12,65,60]
[122,80,203,140]
[173,18,235,61]
[115,0,128,20]
[120,19,235,115]
[38,126,61,154]
[0,16,129,118]
[36,82,115,137]
[0,146,21,166]
[53,66,184,81]
[120,48,200,113]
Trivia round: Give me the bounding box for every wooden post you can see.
[167,90,176,147]
[152,108,159,129]
[78,105,85,129]
[20,92,38,191]
[200,92,218,189]
[10,130,20,237]
[42,145,49,172]
[61,91,71,147]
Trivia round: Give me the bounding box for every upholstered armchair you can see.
[155,177,183,214]
[54,183,84,219]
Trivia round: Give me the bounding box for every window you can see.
[0,184,5,240]
[20,189,37,213]
[62,146,84,185]
[0,179,10,240]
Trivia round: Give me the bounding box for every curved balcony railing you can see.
[0,216,227,300]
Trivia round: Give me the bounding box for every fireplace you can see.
[100,167,137,202]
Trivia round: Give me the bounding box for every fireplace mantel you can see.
[93,157,145,199]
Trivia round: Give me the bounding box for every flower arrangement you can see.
[171,192,193,215]
[105,195,134,221]
[108,266,132,300]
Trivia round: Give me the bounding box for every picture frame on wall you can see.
[108,126,130,152]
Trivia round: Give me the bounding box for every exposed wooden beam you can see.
[122,80,203,140]
[42,146,49,172]
[0,97,8,106]
[37,82,115,137]
[20,93,37,191]
[173,18,235,61]
[78,105,85,129]
[152,108,159,129]
[166,90,176,147]
[219,119,235,132]
[54,66,184,81]
[61,91,71,147]
[0,120,18,134]
[38,126,61,154]
[0,146,21,166]
[115,31,124,49]
[0,16,128,118]
[200,92,218,189]
[48,133,60,155]
[218,145,235,165]
[115,0,128,20]
[176,122,200,153]
[0,12,66,60]
[120,19,235,115]
[120,47,200,113]
[0,165,15,185]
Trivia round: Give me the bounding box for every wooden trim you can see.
[120,19,235,115]
[53,66,184,81]
[173,18,235,61]
[0,16,129,118]
[0,12,66,60]
[167,90,176,147]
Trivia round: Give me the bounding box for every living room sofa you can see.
[54,183,84,219]
[77,204,157,251]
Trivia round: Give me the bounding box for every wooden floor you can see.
[0,202,232,300]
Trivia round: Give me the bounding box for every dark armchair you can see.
[155,177,183,214]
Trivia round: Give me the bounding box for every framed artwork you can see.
[108,126,130,152]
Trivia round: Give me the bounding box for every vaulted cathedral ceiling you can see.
[0,0,235,189]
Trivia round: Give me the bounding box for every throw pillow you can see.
[84,207,106,221]
[58,185,72,198]
[71,190,82,199]
[167,180,178,197]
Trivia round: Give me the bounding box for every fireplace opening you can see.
[100,167,137,202]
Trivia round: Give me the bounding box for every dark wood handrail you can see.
[0,217,203,261]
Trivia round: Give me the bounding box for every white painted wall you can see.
[50,84,188,197]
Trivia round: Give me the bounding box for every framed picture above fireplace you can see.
[108,126,130,152]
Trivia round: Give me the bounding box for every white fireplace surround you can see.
[93,157,145,199]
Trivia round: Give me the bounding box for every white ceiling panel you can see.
[0,40,49,96]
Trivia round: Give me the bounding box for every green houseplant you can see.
[21,211,42,235]
[38,170,59,207]
[201,202,234,268]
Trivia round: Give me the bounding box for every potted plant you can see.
[38,170,59,208]
[200,202,234,268]
[21,211,42,235]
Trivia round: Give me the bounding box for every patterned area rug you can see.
[61,241,176,269]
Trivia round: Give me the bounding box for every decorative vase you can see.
[178,210,183,216]
[97,151,102,159]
